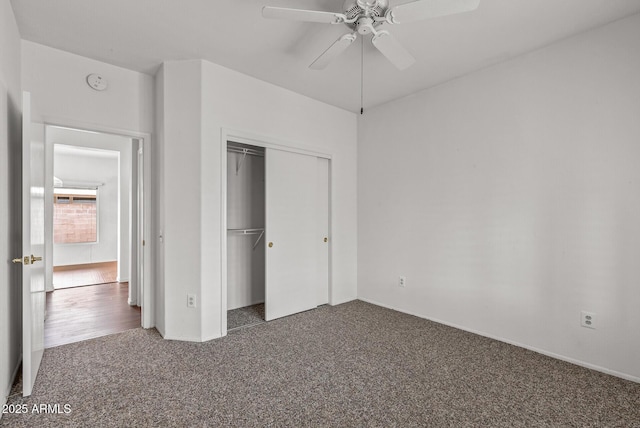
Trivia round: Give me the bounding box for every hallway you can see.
[45,282,141,348]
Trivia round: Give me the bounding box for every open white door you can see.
[265,149,318,321]
[16,92,45,396]
[136,140,144,309]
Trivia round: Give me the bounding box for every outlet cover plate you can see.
[581,311,596,329]
[187,294,197,308]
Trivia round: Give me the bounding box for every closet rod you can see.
[227,228,264,234]
[228,228,265,249]
[228,145,264,174]
[227,146,264,157]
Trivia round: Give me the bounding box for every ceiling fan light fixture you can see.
[356,17,376,35]
[263,0,480,70]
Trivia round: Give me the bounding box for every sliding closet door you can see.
[316,158,329,306]
[265,149,318,321]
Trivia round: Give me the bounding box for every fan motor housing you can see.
[343,0,388,20]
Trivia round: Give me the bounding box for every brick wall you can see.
[54,202,97,243]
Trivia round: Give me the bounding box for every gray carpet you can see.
[227,303,265,330]
[2,300,639,427]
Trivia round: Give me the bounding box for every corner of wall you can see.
[153,63,166,336]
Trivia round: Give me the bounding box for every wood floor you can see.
[45,282,141,348]
[53,261,118,289]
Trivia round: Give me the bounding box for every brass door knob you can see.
[30,255,43,264]
[12,256,30,265]
[268,242,274,248]
[324,237,328,243]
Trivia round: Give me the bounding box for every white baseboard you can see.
[358,297,640,384]
[155,323,165,338]
[2,355,22,416]
[161,334,204,342]
[330,296,357,307]
[228,299,264,311]
[9,358,20,393]
[202,332,222,342]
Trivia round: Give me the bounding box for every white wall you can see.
[52,148,119,267]
[21,41,154,133]
[0,0,22,413]
[157,59,358,341]
[157,60,202,341]
[357,13,640,381]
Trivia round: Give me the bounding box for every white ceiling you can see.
[10,0,640,113]
[54,144,118,159]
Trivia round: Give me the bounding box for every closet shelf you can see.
[228,228,265,249]
[228,144,264,175]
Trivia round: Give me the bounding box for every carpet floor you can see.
[1,300,639,427]
[227,303,265,330]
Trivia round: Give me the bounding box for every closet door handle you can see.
[324,237,328,243]
[268,242,274,248]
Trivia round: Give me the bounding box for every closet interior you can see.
[227,142,266,330]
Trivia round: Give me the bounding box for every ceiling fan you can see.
[262,0,480,71]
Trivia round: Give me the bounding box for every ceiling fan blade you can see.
[387,0,480,24]
[371,31,415,70]
[262,6,346,24]
[309,33,357,70]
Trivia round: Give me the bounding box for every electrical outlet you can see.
[187,294,197,308]
[581,311,596,329]
[399,276,406,287]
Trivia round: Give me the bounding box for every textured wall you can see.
[358,14,640,380]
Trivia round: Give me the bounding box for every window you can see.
[53,188,98,244]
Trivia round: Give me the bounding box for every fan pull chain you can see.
[360,36,364,115]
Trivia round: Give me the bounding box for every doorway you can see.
[44,125,146,347]
[52,144,121,290]
[223,135,331,333]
